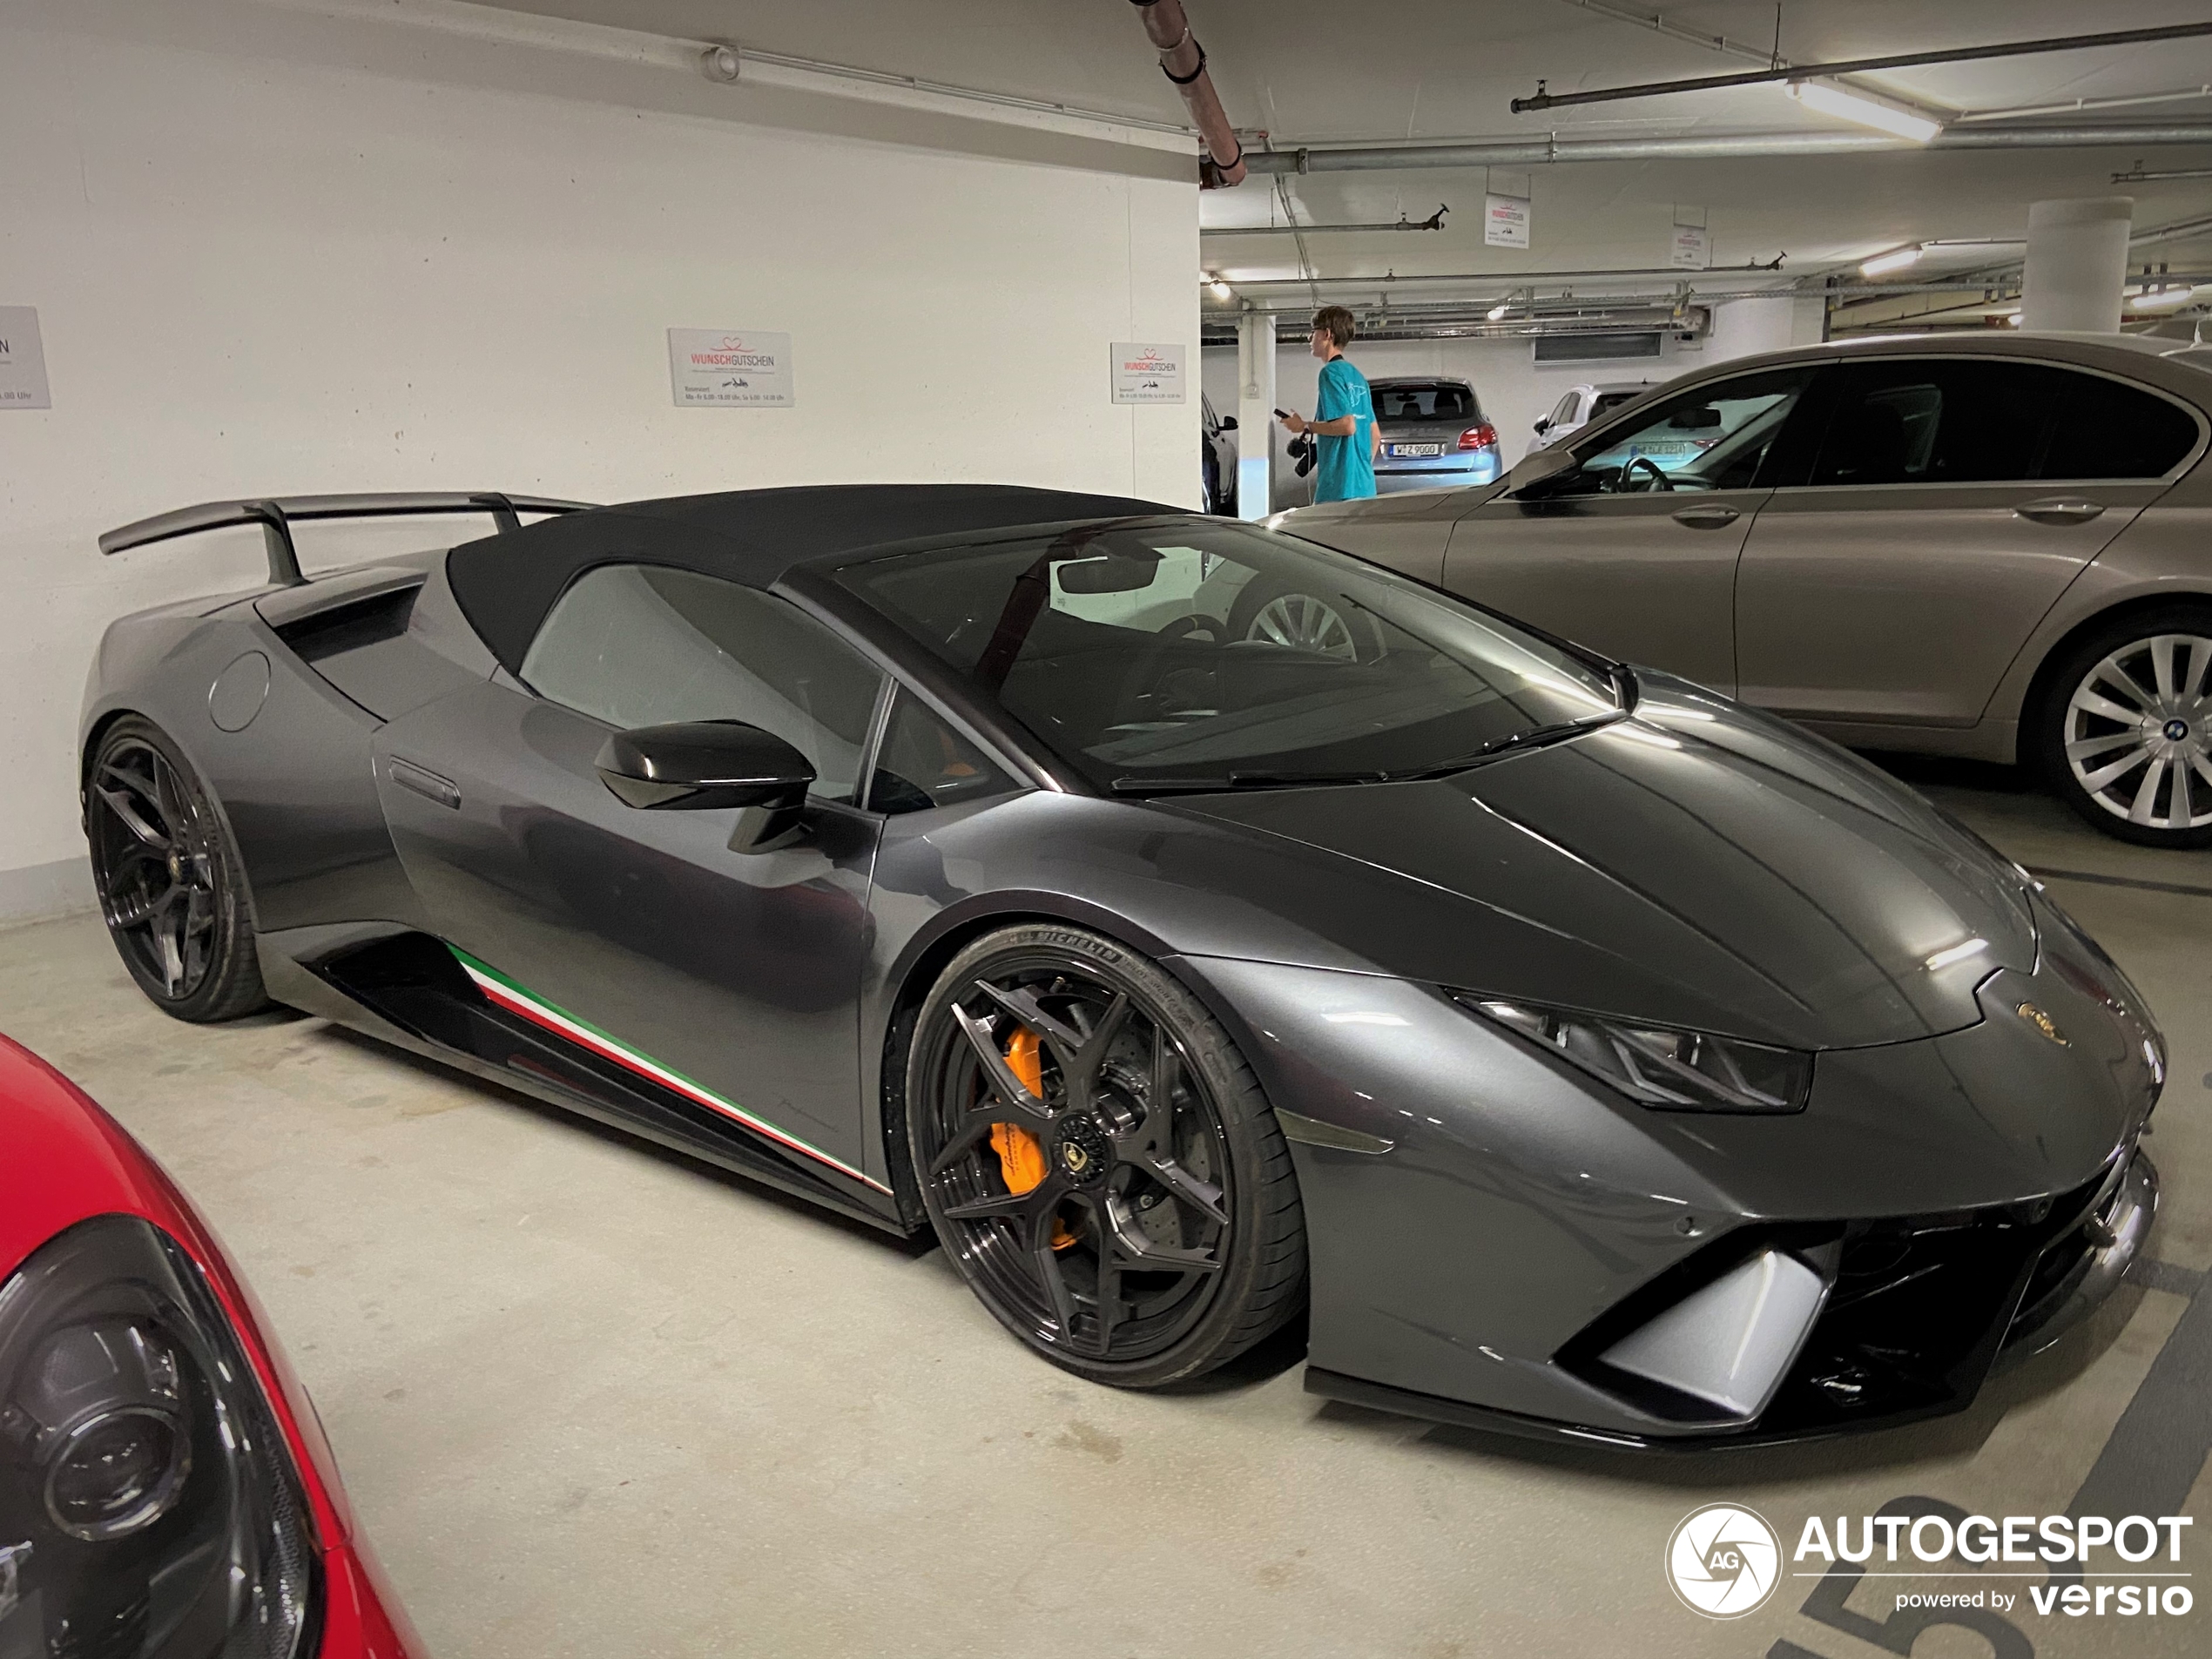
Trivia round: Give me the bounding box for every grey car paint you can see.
[1281,332,2212,765]
[79,489,2163,1445]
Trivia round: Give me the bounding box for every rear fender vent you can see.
[271,583,421,664]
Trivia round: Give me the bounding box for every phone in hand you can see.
[1273,408,1291,419]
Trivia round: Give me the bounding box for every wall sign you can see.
[668,328,793,407]
[1670,207,1711,271]
[1484,170,1531,249]
[1110,341,1185,404]
[0,307,51,409]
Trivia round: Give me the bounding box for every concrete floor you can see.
[2,765,2208,1658]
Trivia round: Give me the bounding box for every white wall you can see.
[1201,294,1826,482]
[0,0,1200,907]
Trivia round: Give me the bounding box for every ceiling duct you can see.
[1126,1,1245,186]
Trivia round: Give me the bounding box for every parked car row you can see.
[1278,331,2212,847]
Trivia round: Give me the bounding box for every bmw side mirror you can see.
[1507,446,1581,496]
[1220,415,1238,430]
[594,720,814,853]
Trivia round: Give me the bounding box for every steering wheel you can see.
[1116,614,1220,723]
[1616,455,1674,494]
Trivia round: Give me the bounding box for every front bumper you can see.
[1179,892,2166,1448]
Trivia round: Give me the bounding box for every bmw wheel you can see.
[1224,577,1379,661]
[907,924,1305,1386]
[85,717,270,1021]
[2036,606,2212,848]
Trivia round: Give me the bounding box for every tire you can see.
[2033,604,2212,848]
[905,924,1305,1387]
[84,716,271,1021]
[1224,575,1381,662]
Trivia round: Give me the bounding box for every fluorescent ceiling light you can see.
[1787,78,1944,144]
[1859,245,1924,278]
[1207,276,1233,299]
[1487,301,1510,320]
[2131,283,2201,311]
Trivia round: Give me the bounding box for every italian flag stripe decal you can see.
[447,945,889,1194]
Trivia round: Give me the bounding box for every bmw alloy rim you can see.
[920,963,1231,1363]
[88,739,222,999]
[1248,592,1359,659]
[2064,632,2212,830]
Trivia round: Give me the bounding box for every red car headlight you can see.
[0,1216,317,1656]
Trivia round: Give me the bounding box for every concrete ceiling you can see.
[474,2,2212,293]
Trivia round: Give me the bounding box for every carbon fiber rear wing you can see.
[98,492,595,587]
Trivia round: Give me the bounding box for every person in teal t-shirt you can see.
[1280,306,1377,502]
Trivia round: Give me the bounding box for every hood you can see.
[1168,676,2034,1050]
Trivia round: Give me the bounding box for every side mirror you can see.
[1533,417,1550,434]
[595,720,813,853]
[1506,446,1581,496]
[1220,415,1238,431]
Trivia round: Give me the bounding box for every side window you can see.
[1557,368,1815,496]
[520,564,884,803]
[869,689,1016,814]
[2051,371,2200,479]
[1548,391,1581,426]
[1808,361,2076,488]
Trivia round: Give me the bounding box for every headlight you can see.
[1454,994,1811,1113]
[0,1216,316,1657]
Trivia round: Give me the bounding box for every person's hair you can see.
[1312,306,1355,347]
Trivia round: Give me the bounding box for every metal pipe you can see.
[1244,122,2212,174]
[2114,165,2212,183]
[1959,84,2212,124]
[1126,1,1244,186]
[1202,206,1449,236]
[1509,23,2212,114]
[1213,260,1789,292]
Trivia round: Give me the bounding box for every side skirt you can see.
[259,927,912,1236]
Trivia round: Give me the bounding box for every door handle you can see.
[388,757,462,810]
[2014,497,2105,525]
[1670,504,1741,529]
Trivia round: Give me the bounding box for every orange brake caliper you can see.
[990,1028,1077,1250]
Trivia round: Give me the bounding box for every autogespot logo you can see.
[1667,1503,1783,1618]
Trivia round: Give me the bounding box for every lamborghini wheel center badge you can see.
[2017,1001,2070,1047]
[1055,1113,1111,1188]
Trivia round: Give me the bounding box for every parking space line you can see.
[2067,1265,2212,1525]
[2025,866,2212,900]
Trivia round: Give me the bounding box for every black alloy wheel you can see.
[2035,604,2212,849]
[907,925,1305,1386]
[85,718,269,1022]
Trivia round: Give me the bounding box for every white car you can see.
[1526,379,1663,453]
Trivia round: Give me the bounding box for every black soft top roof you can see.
[447,482,1179,672]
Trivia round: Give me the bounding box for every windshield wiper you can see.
[1109,716,1622,796]
[1386,712,1625,780]
[1110,768,1389,794]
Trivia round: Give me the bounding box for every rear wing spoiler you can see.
[98,491,596,588]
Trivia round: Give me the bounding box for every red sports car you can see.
[0,1032,423,1658]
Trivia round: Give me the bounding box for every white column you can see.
[1236,307,1276,520]
[2022,198,2134,334]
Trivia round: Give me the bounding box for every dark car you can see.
[81,484,2160,1445]
[1369,377,1500,494]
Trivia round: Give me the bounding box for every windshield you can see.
[1372,381,1480,422]
[830,519,1620,792]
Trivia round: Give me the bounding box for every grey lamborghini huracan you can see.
[80,483,2163,1446]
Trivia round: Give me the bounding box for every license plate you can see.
[1388,442,1444,457]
